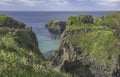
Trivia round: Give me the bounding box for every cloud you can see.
[0,0,12,5]
[95,0,120,6]
[0,0,120,11]
[47,0,69,6]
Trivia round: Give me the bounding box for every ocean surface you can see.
[0,11,115,53]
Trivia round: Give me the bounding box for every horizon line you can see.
[0,10,119,12]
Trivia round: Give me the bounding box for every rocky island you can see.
[46,20,66,34]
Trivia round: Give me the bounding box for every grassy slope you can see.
[103,12,120,29]
[66,30,120,64]
[0,29,67,77]
[94,12,120,35]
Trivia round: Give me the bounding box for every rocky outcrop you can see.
[46,20,66,34]
[66,15,93,27]
[50,12,120,77]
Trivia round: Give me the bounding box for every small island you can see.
[46,20,66,34]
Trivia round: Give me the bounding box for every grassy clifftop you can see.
[0,14,26,28]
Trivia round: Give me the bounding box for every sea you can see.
[0,11,115,54]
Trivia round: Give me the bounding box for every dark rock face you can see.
[61,60,94,77]
[46,20,66,34]
[77,15,93,23]
[50,41,94,77]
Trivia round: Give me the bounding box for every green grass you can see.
[65,23,104,32]
[103,12,120,29]
[0,14,12,26]
[66,30,120,66]
[94,17,103,25]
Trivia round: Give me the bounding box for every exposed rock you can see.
[46,20,66,34]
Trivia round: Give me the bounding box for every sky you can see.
[0,0,120,11]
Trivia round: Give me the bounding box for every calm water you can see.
[0,11,115,53]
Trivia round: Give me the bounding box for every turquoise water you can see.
[0,11,115,53]
[37,35,60,53]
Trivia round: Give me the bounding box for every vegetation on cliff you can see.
[51,12,120,77]
[66,15,93,27]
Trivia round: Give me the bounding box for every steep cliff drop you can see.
[0,14,67,77]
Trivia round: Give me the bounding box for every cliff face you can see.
[46,20,66,34]
[0,14,67,77]
[50,13,120,77]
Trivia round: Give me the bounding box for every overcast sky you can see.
[0,0,120,11]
